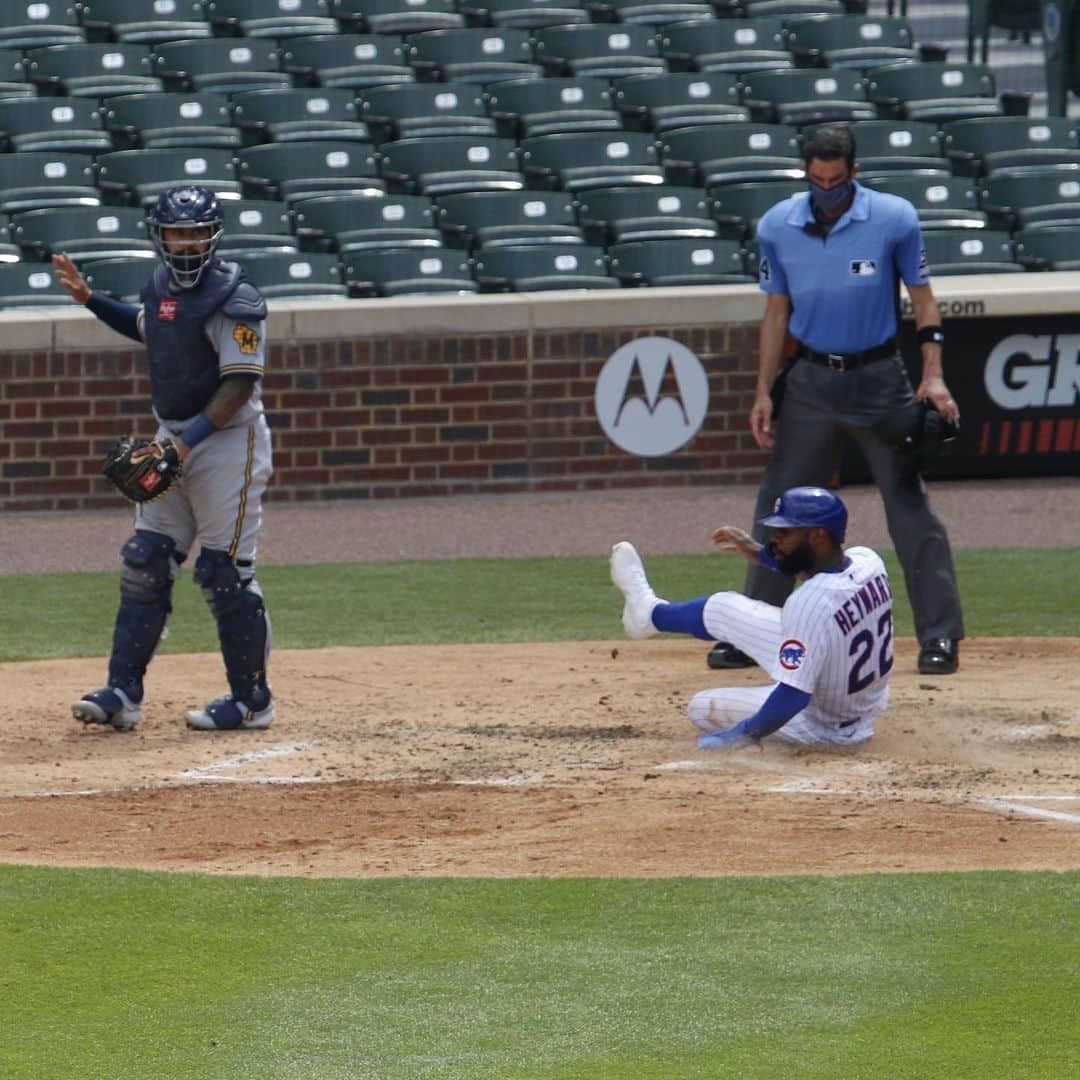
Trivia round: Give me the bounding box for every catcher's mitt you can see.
[102,436,183,503]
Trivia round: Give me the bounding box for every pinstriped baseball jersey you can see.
[771,546,893,726]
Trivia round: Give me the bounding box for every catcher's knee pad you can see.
[194,548,271,707]
[120,530,176,605]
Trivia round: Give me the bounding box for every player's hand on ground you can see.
[749,394,775,450]
[916,375,960,426]
[51,252,92,305]
[697,725,758,752]
[711,526,761,564]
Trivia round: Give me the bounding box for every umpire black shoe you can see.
[707,642,757,670]
[917,638,959,675]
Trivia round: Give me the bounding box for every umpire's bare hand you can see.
[51,252,91,305]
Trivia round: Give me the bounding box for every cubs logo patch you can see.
[849,259,877,276]
[233,323,259,355]
[158,298,178,321]
[778,639,807,670]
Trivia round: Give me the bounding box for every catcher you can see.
[53,185,276,732]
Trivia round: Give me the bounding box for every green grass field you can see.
[2,549,1078,1077]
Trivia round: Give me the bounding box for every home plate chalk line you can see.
[178,741,324,783]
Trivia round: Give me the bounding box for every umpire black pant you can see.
[743,352,964,645]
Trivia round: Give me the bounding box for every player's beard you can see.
[770,539,815,577]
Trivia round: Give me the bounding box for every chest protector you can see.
[140,260,265,422]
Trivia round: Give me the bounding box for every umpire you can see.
[711,126,963,676]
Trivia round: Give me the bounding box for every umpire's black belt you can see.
[799,337,897,372]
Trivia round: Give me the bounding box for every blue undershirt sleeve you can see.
[86,292,142,343]
[734,682,812,740]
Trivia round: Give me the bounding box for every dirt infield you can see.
[2,637,1077,877]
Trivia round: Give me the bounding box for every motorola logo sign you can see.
[595,336,709,457]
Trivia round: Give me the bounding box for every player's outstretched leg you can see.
[610,542,666,638]
[186,548,274,731]
[72,531,177,732]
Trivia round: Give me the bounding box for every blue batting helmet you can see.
[147,185,224,289]
[759,486,847,544]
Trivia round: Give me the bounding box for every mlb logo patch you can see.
[158,297,178,321]
[849,259,877,276]
[778,638,806,670]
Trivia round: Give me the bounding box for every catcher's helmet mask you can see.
[759,486,848,544]
[147,185,224,289]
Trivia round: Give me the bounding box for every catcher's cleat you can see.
[707,642,757,670]
[72,687,142,732]
[186,695,275,732]
[610,541,661,639]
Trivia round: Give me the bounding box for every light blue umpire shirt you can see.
[756,182,930,355]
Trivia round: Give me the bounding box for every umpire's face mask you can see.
[807,159,856,217]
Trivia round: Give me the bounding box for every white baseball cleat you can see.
[72,687,142,732]
[186,695,274,731]
[610,541,661,639]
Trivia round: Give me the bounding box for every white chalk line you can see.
[178,741,316,780]
[975,798,1080,826]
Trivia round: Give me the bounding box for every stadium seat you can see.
[612,72,748,133]
[0,3,84,51]
[485,76,621,138]
[473,243,617,290]
[78,0,212,45]
[237,141,381,203]
[81,257,151,301]
[942,117,1080,180]
[786,14,917,70]
[739,68,876,125]
[10,205,154,263]
[709,178,804,240]
[280,35,414,90]
[1014,226,1080,271]
[378,136,524,196]
[238,251,349,299]
[661,121,802,187]
[534,25,666,80]
[0,218,22,264]
[575,184,716,243]
[22,43,162,98]
[102,92,239,151]
[406,28,542,84]
[435,189,582,247]
[358,83,496,142]
[659,17,791,74]
[459,0,589,29]
[810,119,947,180]
[332,0,465,35]
[520,131,663,191]
[741,0,846,14]
[202,0,338,39]
[981,170,1080,231]
[293,193,441,253]
[152,39,292,95]
[218,200,298,256]
[609,237,750,285]
[920,228,1020,275]
[0,50,37,103]
[0,263,72,308]
[0,99,112,154]
[232,89,371,144]
[97,147,242,207]
[0,152,100,214]
[587,0,714,26]
[967,0,1040,66]
[861,175,987,229]
[866,62,1011,124]
[343,247,478,296]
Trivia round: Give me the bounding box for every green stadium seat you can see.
[808,119,947,180]
[238,141,382,203]
[358,83,496,142]
[786,14,917,69]
[152,39,292,95]
[943,116,1080,180]
[966,0,1040,66]
[203,0,338,39]
[81,257,151,301]
[78,0,212,45]
[921,228,1020,275]
[0,50,37,103]
[659,17,791,74]
[709,178,804,240]
[0,3,84,51]
[741,0,846,14]
[520,131,663,191]
[459,0,589,29]
[406,28,542,84]
[0,215,23,263]
[0,263,73,308]
[280,35,414,90]
[22,43,162,98]
[0,152,100,214]
[862,175,987,229]
[239,252,349,299]
[436,189,582,248]
[218,200,298,256]
[609,237,750,286]
[232,89,371,144]
[103,92,239,151]
[661,121,802,187]
[587,0,714,26]
[97,147,242,207]
[534,25,666,80]
[293,193,441,253]
[10,205,154,263]
[473,243,617,290]
[1014,226,1080,271]
[343,247,478,296]
[485,76,621,138]
[739,68,876,126]
[576,185,717,244]
[866,61,1008,125]
[0,99,112,154]
[332,0,465,34]
[980,169,1080,231]
[378,136,524,196]
[612,72,748,134]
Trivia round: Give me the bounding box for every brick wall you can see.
[0,318,767,512]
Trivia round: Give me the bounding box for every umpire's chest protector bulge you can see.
[140,260,245,422]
